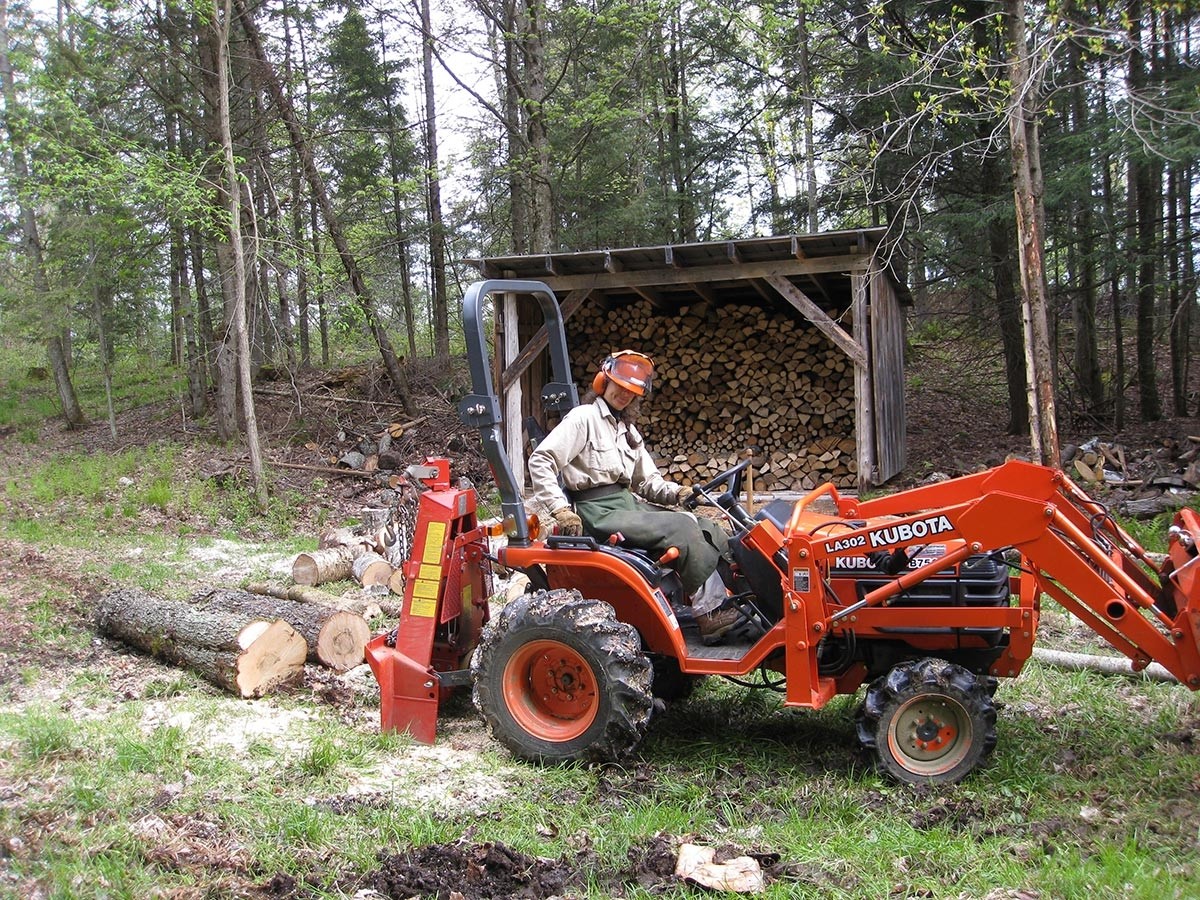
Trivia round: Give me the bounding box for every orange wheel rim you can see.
[502,640,599,742]
[886,694,971,778]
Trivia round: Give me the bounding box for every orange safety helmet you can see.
[592,350,654,396]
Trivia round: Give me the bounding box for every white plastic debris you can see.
[675,844,765,893]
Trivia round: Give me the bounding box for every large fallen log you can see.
[95,588,306,697]
[194,588,371,672]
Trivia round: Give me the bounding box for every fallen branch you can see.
[252,386,414,411]
[1033,647,1177,683]
[268,460,378,479]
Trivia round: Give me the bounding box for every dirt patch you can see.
[360,840,584,900]
[342,833,781,900]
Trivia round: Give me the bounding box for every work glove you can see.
[676,483,699,508]
[552,507,583,536]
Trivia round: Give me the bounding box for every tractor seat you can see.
[545,534,680,592]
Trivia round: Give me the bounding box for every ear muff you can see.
[591,370,607,394]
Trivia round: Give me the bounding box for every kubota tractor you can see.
[367,280,1200,784]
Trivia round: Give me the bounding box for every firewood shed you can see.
[467,229,911,492]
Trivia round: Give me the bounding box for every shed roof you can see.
[467,228,910,311]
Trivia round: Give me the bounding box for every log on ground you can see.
[292,543,368,586]
[195,588,370,672]
[245,582,383,620]
[95,588,306,697]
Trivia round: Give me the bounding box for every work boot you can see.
[695,606,740,644]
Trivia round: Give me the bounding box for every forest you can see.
[0,0,1197,478]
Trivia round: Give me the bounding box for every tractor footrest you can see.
[682,636,757,661]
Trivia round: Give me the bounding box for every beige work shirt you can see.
[527,397,680,516]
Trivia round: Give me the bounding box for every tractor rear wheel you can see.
[856,658,997,785]
[471,588,654,763]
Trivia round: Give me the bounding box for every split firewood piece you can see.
[292,543,368,586]
[195,588,371,672]
[1073,458,1100,483]
[95,588,306,697]
[352,551,394,588]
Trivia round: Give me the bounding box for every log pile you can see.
[566,299,856,490]
[95,584,378,695]
[1062,435,1200,518]
[291,502,418,594]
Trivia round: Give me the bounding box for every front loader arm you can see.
[784,462,1200,691]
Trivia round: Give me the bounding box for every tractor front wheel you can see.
[471,589,654,763]
[856,658,997,785]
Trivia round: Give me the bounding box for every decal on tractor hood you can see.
[823,515,955,554]
[832,544,948,571]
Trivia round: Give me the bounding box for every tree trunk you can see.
[193,588,369,672]
[0,0,84,429]
[216,0,268,511]
[989,201,1029,436]
[522,0,555,252]
[1127,0,1161,422]
[91,278,117,439]
[1065,5,1102,417]
[419,0,450,357]
[798,1,818,232]
[1005,0,1059,466]
[1098,56,1126,429]
[233,0,414,412]
[95,588,307,697]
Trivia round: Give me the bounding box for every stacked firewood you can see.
[292,511,417,598]
[566,299,856,490]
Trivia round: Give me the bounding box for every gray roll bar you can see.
[458,280,579,546]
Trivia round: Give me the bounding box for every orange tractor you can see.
[367,280,1200,784]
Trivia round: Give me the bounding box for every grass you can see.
[1,641,1197,898]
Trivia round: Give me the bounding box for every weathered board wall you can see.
[870,265,907,483]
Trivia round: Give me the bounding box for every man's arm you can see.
[527,407,588,516]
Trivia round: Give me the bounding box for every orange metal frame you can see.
[367,459,491,742]
[781,459,1200,711]
[373,456,1200,744]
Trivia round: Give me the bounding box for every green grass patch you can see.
[2,709,76,761]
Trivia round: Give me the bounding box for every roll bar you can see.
[457,280,579,546]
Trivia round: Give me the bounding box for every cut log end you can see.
[316,611,373,672]
[235,620,308,698]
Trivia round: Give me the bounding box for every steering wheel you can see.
[683,457,754,509]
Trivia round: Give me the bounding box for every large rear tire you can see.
[471,589,654,763]
[856,658,997,785]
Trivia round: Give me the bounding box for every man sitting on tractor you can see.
[527,349,740,642]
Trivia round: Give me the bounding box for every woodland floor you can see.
[1,346,1199,898]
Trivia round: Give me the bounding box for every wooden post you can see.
[742,447,756,515]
